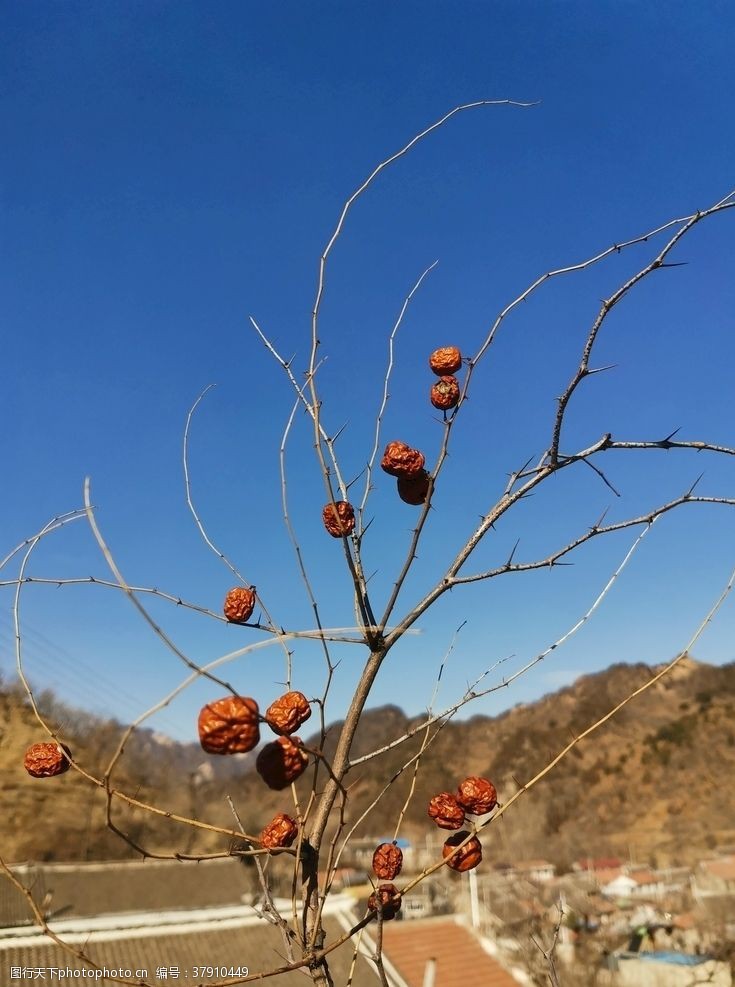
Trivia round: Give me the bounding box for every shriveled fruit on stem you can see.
[367,883,401,920]
[223,586,256,623]
[443,832,482,872]
[265,691,311,736]
[322,500,355,537]
[256,735,309,790]
[430,375,460,410]
[381,441,425,478]
[428,792,465,830]
[456,776,497,815]
[372,842,403,880]
[259,813,298,849]
[24,742,71,778]
[429,346,462,376]
[198,696,260,754]
[397,469,431,505]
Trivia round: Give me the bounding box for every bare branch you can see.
[398,556,735,898]
[184,384,249,582]
[549,193,735,463]
[352,522,651,767]
[358,260,439,528]
[450,493,735,586]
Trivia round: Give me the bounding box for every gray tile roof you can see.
[1,915,379,986]
[1,859,249,925]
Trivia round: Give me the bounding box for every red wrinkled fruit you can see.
[442,832,483,872]
[430,375,460,411]
[381,441,426,479]
[429,346,462,376]
[456,776,497,816]
[397,470,431,506]
[265,691,312,736]
[428,792,466,830]
[198,696,260,755]
[372,843,403,881]
[223,586,257,624]
[367,883,401,920]
[322,501,356,537]
[259,813,299,849]
[24,742,71,778]
[256,736,309,790]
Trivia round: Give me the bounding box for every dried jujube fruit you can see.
[442,832,483,872]
[429,346,462,376]
[397,470,431,506]
[372,842,403,881]
[265,691,312,736]
[322,501,355,538]
[223,586,257,624]
[24,742,71,778]
[259,813,299,850]
[256,735,309,790]
[381,441,425,479]
[428,792,465,830]
[430,375,460,411]
[198,696,260,755]
[456,776,497,816]
[367,883,401,920]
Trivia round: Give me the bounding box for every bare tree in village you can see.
[2,102,734,986]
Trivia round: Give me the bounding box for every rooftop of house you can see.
[381,916,520,987]
[1,907,379,986]
[699,855,735,881]
[2,858,249,926]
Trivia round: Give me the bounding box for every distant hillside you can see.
[2,659,734,867]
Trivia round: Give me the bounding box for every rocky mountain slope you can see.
[2,658,733,867]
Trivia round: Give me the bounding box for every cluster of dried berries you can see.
[381,441,430,506]
[198,696,260,755]
[265,691,311,736]
[24,742,71,778]
[427,775,496,874]
[372,842,403,881]
[223,586,257,624]
[367,883,402,920]
[428,775,497,824]
[378,346,464,508]
[259,813,298,850]
[442,832,483,872]
[322,500,355,538]
[256,735,309,790]
[428,346,462,411]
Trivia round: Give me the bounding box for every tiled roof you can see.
[2,859,247,925]
[628,869,660,886]
[382,918,518,987]
[0,914,378,985]
[593,868,624,886]
[700,856,735,880]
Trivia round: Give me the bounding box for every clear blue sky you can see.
[2,2,734,742]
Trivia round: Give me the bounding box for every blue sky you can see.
[2,2,734,742]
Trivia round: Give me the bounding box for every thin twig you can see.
[358,260,439,528]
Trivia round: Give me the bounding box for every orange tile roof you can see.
[593,868,624,886]
[628,869,660,886]
[382,918,518,987]
[701,857,735,880]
